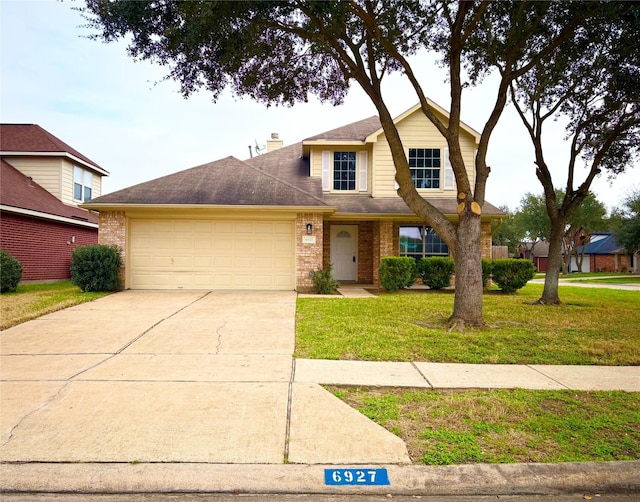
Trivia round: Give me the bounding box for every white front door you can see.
[330,225,358,281]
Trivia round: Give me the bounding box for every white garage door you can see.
[129,219,295,290]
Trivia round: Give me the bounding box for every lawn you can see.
[331,386,640,465]
[0,281,110,330]
[296,284,640,365]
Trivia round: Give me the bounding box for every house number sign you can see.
[302,235,316,244]
[324,468,390,486]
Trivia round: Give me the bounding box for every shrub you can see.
[491,258,536,293]
[417,257,454,290]
[379,256,417,291]
[482,258,494,288]
[0,249,23,293]
[309,263,340,294]
[71,245,122,292]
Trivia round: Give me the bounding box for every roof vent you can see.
[266,133,283,152]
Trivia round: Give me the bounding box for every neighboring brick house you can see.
[0,125,109,281]
[85,102,505,291]
[572,231,635,273]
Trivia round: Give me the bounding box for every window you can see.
[333,151,356,191]
[408,148,440,189]
[73,166,93,202]
[399,226,449,259]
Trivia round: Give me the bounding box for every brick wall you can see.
[98,211,127,284]
[295,213,324,292]
[0,212,97,281]
[372,221,395,286]
[481,221,492,259]
[590,253,630,273]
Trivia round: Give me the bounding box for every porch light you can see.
[306,223,313,235]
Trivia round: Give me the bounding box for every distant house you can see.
[518,240,549,272]
[572,231,635,273]
[0,124,109,281]
[85,102,505,291]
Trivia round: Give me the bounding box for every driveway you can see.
[0,290,408,465]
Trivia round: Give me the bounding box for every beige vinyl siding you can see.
[5,157,63,199]
[371,110,477,198]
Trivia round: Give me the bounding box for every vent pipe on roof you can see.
[266,132,283,152]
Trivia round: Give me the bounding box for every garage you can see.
[128,218,295,290]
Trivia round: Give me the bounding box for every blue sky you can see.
[1,0,637,211]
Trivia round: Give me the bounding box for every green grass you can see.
[296,284,640,365]
[330,387,640,464]
[0,281,110,330]
[576,277,640,284]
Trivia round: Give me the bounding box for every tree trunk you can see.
[449,211,484,329]
[540,219,566,304]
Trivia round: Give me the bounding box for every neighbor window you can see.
[333,151,356,191]
[408,148,441,189]
[73,166,93,202]
[399,225,449,259]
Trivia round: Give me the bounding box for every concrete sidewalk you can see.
[1,290,639,496]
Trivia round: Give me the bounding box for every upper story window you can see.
[322,150,368,192]
[73,166,93,202]
[408,148,441,189]
[333,151,356,191]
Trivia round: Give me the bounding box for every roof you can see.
[0,124,108,175]
[89,156,328,207]
[578,232,626,255]
[86,109,505,219]
[0,160,98,226]
[303,116,381,142]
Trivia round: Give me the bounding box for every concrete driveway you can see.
[0,290,408,465]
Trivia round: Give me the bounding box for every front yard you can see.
[296,284,640,365]
[297,282,640,465]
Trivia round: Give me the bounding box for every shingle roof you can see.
[303,116,381,141]
[0,159,98,224]
[90,156,328,207]
[578,232,625,254]
[0,124,107,174]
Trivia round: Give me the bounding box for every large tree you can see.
[508,2,640,304]
[82,1,589,327]
[610,189,640,258]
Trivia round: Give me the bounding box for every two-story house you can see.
[0,124,109,281]
[84,102,504,291]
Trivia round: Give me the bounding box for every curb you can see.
[2,461,639,496]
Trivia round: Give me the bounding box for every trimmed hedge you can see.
[418,257,454,290]
[71,245,122,292]
[491,258,536,293]
[482,258,494,288]
[0,249,23,293]
[309,263,340,294]
[379,256,417,291]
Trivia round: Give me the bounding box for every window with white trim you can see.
[408,148,441,189]
[322,150,368,192]
[73,166,93,202]
[399,225,449,259]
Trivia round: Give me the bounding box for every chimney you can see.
[266,132,283,152]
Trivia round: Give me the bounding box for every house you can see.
[0,124,109,281]
[518,240,549,272]
[572,231,634,273]
[84,103,505,291]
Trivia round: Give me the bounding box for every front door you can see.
[330,225,358,281]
